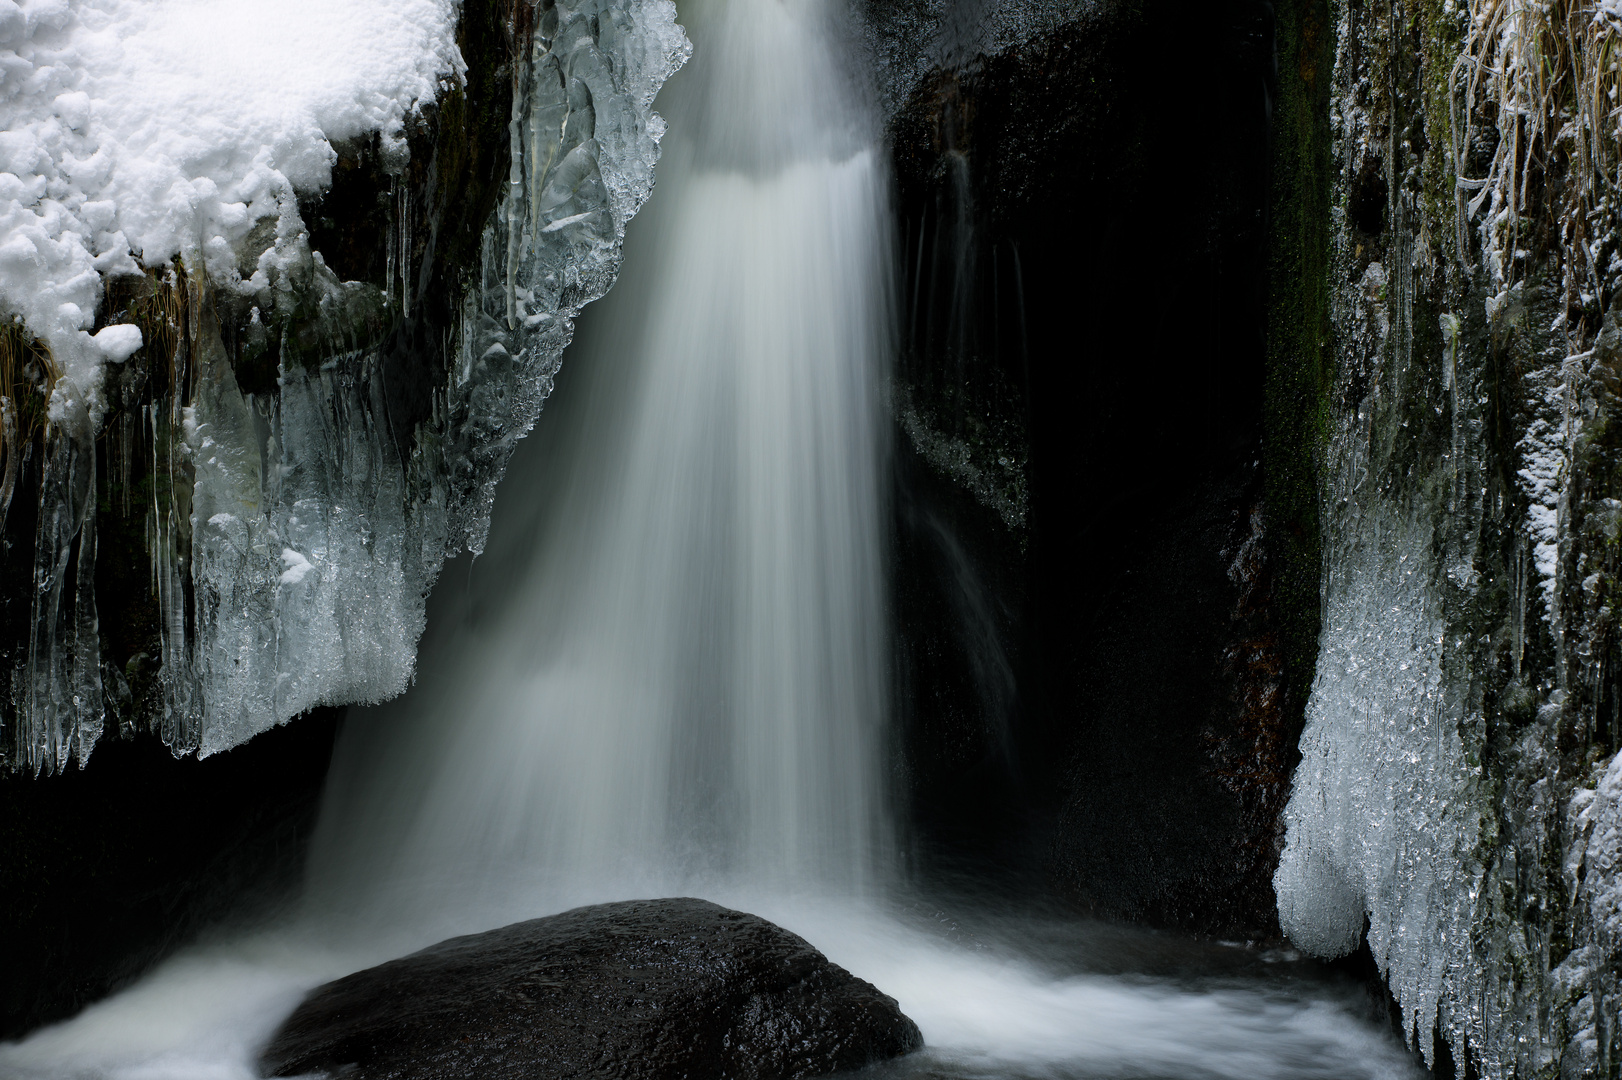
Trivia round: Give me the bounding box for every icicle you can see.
[0,395,18,535]
[504,48,528,330]
[21,413,102,774]
[386,179,397,311]
[400,182,412,322]
[69,441,100,768]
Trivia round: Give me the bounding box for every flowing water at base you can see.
[1,2,1429,1077]
[0,892,1425,1080]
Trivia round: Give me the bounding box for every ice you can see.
[163,0,688,755]
[1276,298,1622,1076]
[2,0,689,766]
[16,420,103,771]
[1274,122,1622,1071]
[1274,242,1497,1071]
[1583,754,1622,948]
[1273,501,1487,1068]
[1560,752,1622,1076]
[0,0,461,770]
[450,0,690,557]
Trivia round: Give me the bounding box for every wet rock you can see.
[259,897,922,1080]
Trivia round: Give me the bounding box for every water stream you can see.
[2,3,1428,1078]
[301,0,891,932]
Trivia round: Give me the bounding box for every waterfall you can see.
[0,7,1445,1079]
[303,0,893,931]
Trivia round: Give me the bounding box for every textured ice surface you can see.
[1275,501,1488,1064]
[449,0,688,557]
[168,0,689,755]
[5,0,689,767]
[1275,153,1618,1080]
[1560,752,1622,1076]
[1274,174,1499,1070]
[1583,755,1622,966]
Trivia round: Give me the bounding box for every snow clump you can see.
[0,0,464,421]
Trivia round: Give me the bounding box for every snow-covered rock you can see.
[0,0,690,770]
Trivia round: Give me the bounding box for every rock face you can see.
[0,0,689,773]
[1261,0,1622,1067]
[259,898,922,1080]
[865,0,1285,937]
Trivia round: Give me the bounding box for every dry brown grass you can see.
[0,320,58,528]
[1454,0,1622,324]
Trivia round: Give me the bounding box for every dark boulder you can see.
[259,897,922,1080]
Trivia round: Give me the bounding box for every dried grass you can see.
[1454,0,1622,324]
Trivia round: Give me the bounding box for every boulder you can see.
[259,897,922,1080]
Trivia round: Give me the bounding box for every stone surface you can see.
[259,898,922,1080]
[1259,0,1622,1063]
[868,0,1284,938]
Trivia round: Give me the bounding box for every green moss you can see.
[1265,0,1335,742]
[1417,0,1466,264]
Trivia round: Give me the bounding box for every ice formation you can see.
[173,0,687,757]
[1,0,690,768]
[1276,298,1622,1075]
[1560,751,1622,1076]
[1274,498,1489,1063]
[1273,9,1622,1061]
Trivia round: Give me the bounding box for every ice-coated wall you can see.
[1270,0,1622,1072]
[0,0,690,770]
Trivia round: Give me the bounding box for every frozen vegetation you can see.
[1272,0,1622,1070]
[0,0,689,769]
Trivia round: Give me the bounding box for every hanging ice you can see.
[1274,500,1488,1065]
[0,0,691,768]
[173,0,689,756]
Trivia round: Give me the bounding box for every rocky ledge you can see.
[259,897,923,1080]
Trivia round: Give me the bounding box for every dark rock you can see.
[0,709,342,1040]
[258,897,923,1080]
[874,0,1285,937]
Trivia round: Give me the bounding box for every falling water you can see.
[1,4,1434,1079]
[302,0,891,932]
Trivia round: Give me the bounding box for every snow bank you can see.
[0,0,463,418]
[1,0,690,771]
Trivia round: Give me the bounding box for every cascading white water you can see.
[302,0,891,933]
[0,5,1439,1079]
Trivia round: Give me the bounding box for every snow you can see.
[2,0,689,768]
[278,549,314,586]
[91,320,139,360]
[0,0,464,420]
[162,0,689,757]
[1517,354,1582,621]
